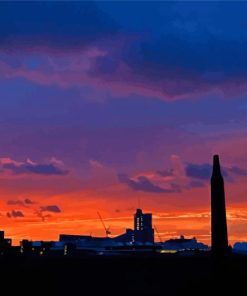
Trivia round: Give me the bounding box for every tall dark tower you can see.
[134,209,154,244]
[211,155,228,255]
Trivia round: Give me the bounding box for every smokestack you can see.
[211,155,228,256]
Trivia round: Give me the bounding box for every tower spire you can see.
[212,155,221,176]
[211,154,228,256]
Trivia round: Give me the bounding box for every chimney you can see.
[211,155,228,256]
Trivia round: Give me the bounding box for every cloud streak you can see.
[7,198,35,207]
[0,158,68,176]
[185,162,247,180]
[118,173,179,193]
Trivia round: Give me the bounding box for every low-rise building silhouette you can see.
[162,235,209,252]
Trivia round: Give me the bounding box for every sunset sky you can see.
[1,1,247,245]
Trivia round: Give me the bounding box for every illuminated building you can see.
[134,209,154,244]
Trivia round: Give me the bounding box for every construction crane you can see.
[97,212,111,237]
[154,225,163,243]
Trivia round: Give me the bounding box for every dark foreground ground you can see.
[0,253,246,295]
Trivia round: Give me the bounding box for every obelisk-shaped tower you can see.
[211,155,228,255]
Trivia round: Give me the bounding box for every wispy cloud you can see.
[0,157,68,176]
[118,173,180,193]
[118,155,247,194]
[7,198,35,207]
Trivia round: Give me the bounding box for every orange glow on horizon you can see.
[2,205,247,246]
[0,171,247,247]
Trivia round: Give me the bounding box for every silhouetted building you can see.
[162,235,209,251]
[211,155,228,255]
[59,234,92,243]
[0,231,4,241]
[113,228,134,244]
[20,240,63,256]
[134,209,154,244]
[59,234,114,250]
[59,209,155,250]
[0,231,12,254]
[20,240,32,254]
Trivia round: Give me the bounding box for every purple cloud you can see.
[7,198,35,207]
[24,198,35,204]
[7,200,24,206]
[228,167,247,176]
[118,155,247,195]
[40,205,61,213]
[0,158,68,176]
[7,210,24,218]
[185,162,247,180]
[118,173,178,193]
[185,163,213,180]
[1,2,247,101]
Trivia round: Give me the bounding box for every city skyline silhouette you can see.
[0,154,245,296]
[0,154,239,258]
